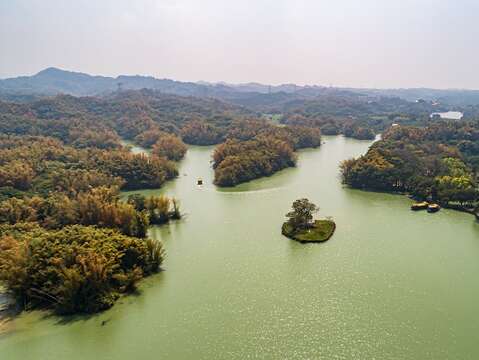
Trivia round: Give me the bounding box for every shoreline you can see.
[0,290,16,335]
[282,219,336,243]
[348,185,478,220]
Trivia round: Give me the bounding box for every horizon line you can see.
[2,66,479,93]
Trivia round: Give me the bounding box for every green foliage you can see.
[282,219,336,243]
[134,128,166,148]
[0,187,150,238]
[180,120,223,145]
[224,119,322,149]
[0,92,213,316]
[213,137,296,187]
[127,194,181,225]
[69,129,121,149]
[152,133,187,161]
[343,123,376,140]
[0,131,179,316]
[88,150,178,190]
[0,90,253,144]
[278,93,439,134]
[285,198,319,230]
[212,120,321,186]
[0,135,177,192]
[0,224,164,314]
[340,122,479,207]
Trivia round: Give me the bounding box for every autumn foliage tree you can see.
[152,133,187,161]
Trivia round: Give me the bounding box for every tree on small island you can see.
[286,198,319,231]
[282,198,336,243]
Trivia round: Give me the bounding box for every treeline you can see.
[225,87,445,118]
[0,187,182,237]
[134,128,187,160]
[213,120,322,186]
[0,90,254,148]
[282,114,377,140]
[0,135,177,197]
[340,122,479,210]
[0,91,282,163]
[180,120,224,145]
[278,94,446,140]
[1,79,461,148]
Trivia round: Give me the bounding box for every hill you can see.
[3,68,479,108]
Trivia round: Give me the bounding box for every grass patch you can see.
[282,219,336,243]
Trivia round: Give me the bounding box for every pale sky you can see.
[1,0,478,88]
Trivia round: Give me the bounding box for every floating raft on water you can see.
[410,201,441,213]
[411,201,429,211]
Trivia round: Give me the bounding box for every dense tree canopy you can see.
[340,122,479,208]
[0,223,164,314]
[180,120,224,145]
[213,136,297,187]
[212,120,322,186]
[152,133,188,161]
[0,135,177,195]
[0,90,254,151]
[0,132,182,314]
[286,198,319,230]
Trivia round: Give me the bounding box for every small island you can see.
[282,198,336,243]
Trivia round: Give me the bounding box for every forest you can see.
[0,91,327,188]
[0,86,477,315]
[277,94,446,141]
[340,122,479,212]
[0,112,186,313]
[0,91,287,314]
[0,89,252,146]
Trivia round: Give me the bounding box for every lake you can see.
[1,136,479,359]
[430,111,464,120]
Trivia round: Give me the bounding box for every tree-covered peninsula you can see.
[212,120,322,186]
[340,122,479,216]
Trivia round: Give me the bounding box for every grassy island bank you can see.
[282,219,336,243]
[282,198,336,243]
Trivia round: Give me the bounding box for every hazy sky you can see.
[1,0,478,88]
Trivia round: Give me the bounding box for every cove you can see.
[1,136,479,359]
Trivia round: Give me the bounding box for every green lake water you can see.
[1,135,479,359]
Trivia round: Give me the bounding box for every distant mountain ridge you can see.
[2,67,479,106]
[0,67,329,96]
[0,67,225,97]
